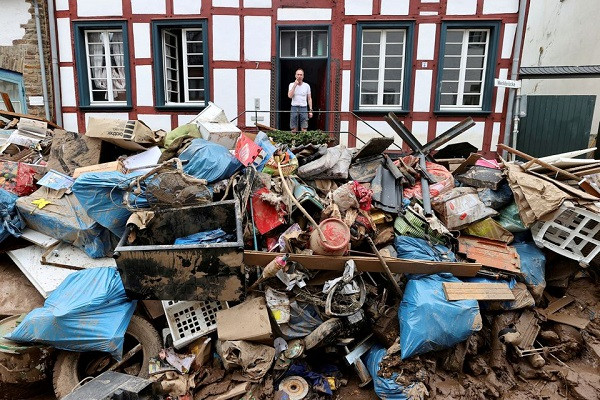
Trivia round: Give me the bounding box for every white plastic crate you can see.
[531,202,600,267]
[162,300,227,349]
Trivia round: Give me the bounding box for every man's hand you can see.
[308,111,313,118]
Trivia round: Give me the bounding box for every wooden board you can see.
[546,313,590,330]
[0,109,60,129]
[442,282,515,301]
[244,251,481,277]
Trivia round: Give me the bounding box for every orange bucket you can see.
[309,218,351,256]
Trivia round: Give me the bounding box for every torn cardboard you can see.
[86,118,165,151]
[46,130,102,176]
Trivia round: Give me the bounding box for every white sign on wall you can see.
[494,78,521,88]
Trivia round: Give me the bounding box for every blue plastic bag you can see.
[72,171,137,237]
[253,131,295,172]
[394,236,456,262]
[0,188,25,243]
[363,344,407,399]
[513,242,546,301]
[6,267,136,359]
[400,274,481,360]
[174,228,232,244]
[179,139,242,183]
[477,182,513,210]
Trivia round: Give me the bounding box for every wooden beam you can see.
[0,92,15,112]
[0,109,61,130]
[442,282,515,301]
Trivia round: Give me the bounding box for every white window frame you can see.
[182,28,204,104]
[279,29,328,58]
[162,30,180,104]
[84,29,126,105]
[358,29,406,110]
[440,28,490,111]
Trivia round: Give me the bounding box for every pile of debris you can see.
[0,103,599,400]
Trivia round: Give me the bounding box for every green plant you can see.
[267,130,330,146]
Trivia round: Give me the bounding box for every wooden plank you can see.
[243,251,481,277]
[442,282,515,301]
[546,313,590,330]
[542,296,574,316]
[0,92,15,112]
[0,109,61,129]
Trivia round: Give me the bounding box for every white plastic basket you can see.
[531,202,600,268]
[162,300,227,349]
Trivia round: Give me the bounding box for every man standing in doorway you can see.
[288,68,313,132]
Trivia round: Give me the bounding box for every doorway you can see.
[277,27,330,131]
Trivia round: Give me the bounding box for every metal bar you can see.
[366,236,402,295]
[384,112,424,154]
[420,117,475,154]
[419,154,432,216]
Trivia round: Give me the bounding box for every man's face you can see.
[295,70,304,83]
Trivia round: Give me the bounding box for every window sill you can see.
[434,109,492,116]
[78,105,133,111]
[155,104,207,112]
[352,109,410,115]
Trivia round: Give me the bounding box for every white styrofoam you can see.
[131,0,166,14]
[77,0,122,17]
[173,0,202,14]
[381,0,409,15]
[60,67,77,107]
[56,18,72,63]
[446,0,477,15]
[277,8,332,21]
[343,24,352,61]
[213,69,239,122]
[416,23,436,60]
[135,65,154,107]
[212,15,240,61]
[341,70,351,112]
[344,0,373,15]
[413,69,433,112]
[133,23,151,59]
[244,16,271,62]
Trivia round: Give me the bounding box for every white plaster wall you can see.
[277,8,332,21]
[59,67,76,107]
[133,23,151,59]
[343,24,352,61]
[0,0,30,46]
[137,114,172,132]
[344,0,372,15]
[244,16,271,62]
[85,112,130,128]
[77,0,122,17]
[61,113,79,133]
[483,0,519,14]
[381,0,409,15]
[340,120,349,147]
[416,24,436,60]
[357,120,403,149]
[213,69,239,122]
[437,121,486,149]
[245,69,271,124]
[213,15,240,61]
[55,0,69,11]
[173,0,202,14]
[213,0,239,7]
[131,0,166,14]
[490,122,501,151]
[244,0,271,7]
[494,68,508,113]
[135,65,154,107]
[501,23,517,59]
[341,70,351,112]
[413,70,433,112]
[411,121,429,145]
[178,114,198,126]
[446,0,476,15]
[56,18,72,63]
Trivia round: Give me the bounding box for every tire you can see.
[52,315,162,399]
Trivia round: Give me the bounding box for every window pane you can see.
[297,31,310,56]
[113,91,127,101]
[469,31,487,43]
[463,82,482,94]
[467,43,486,56]
[466,56,485,68]
[188,79,204,90]
[440,94,458,105]
[92,90,108,101]
[445,43,462,56]
[86,32,102,43]
[383,93,401,105]
[385,43,403,56]
[167,69,178,81]
[463,95,480,105]
[361,94,377,105]
[313,31,328,57]
[384,81,401,93]
[361,82,378,94]
[281,31,295,57]
[109,31,123,43]
[362,69,379,81]
[165,31,178,46]
[362,56,379,68]
[187,55,204,65]
[363,43,380,56]
[0,80,20,112]
[386,30,404,43]
[363,30,380,44]
[187,42,203,54]
[442,69,460,81]
[186,30,202,42]
[441,81,459,94]
[88,44,105,56]
[188,90,204,101]
[167,91,179,103]
[384,69,402,80]
[446,30,463,43]
[465,69,483,81]
[187,66,204,78]
[384,56,403,68]
[443,56,461,68]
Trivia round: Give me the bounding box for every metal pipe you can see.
[419,154,432,216]
[33,0,51,121]
[47,0,62,126]
[502,0,528,159]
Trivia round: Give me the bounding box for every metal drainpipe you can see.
[502,0,528,159]
[47,0,62,126]
[33,0,51,121]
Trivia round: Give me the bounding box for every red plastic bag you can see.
[0,161,37,196]
[401,156,454,200]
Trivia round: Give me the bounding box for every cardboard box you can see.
[85,118,164,151]
[72,160,126,178]
[216,297,273,343]
[46,130,103,176]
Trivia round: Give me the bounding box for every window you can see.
[0,69,26,114]
[436,22,500,113]
[153,21,209,108]
[280,29,328,58]
[355,23,414,112]
[73,21,131,108]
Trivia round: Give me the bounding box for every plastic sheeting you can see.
[394,236,456,262]
[363,344,407,399]
[164,123,202,149]
[6,267,136,359]
[400,274,481,359]
[174,228,232,245]
[478,182,513,210]
[16,188,112,258]
[496,202,528,233]
[0,188,25,243]
[179,139,242,183]
[513,242,546,302]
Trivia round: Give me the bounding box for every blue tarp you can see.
[513,242,546,287]
[0,188,25,243]
[253,131,295,172]
[174,228,232,244]
[179,139,242,183]
[400,274,481,360]
[394,236,456,262]
[363,344,407,399]
[6,267,136,359]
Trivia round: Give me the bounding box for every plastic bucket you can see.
[310,218,350,256]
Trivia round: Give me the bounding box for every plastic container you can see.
[162,300,227,349]
[309,218,350,256]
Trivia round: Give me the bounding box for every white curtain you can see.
[89,33,107,99]
[111,33,126,98]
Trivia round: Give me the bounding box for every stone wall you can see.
[0,0,54,120]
